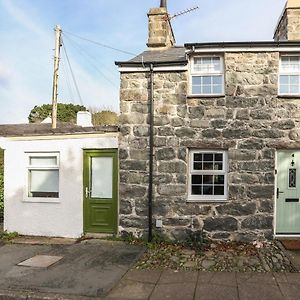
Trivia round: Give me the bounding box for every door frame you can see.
[83,148,118,234]
[274,149,300,238]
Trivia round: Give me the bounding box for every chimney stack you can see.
[274,0,300,41]
[147,0,175,50]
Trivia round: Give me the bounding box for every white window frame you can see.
[190,55,224,96]
[25,152,60,203]
[188,149,228,202]
[278,55,300,96]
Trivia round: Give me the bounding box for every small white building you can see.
[0,114,119,238]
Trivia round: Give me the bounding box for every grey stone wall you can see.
[119,52,300,242]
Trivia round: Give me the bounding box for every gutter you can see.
[148,63,154,242]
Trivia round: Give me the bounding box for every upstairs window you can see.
[27,153,59,198]
[279,56,300,95]
[188,150,228,201]
[191,56,224,96]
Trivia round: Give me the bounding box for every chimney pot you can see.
[160,0,167,8]
[76,111,93,127]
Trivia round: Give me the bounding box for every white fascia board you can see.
[187,47,300,54]
[118,65,188,73]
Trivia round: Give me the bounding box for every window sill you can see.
[187,94,225,99]
[23,198,60,203]
[278,94,300,99]
[187,198,228,203]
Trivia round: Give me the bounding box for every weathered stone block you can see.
[228,149,256,161]
[120,199,132,214]
[171,117,185,127]
[216,202,256,216]
[226,97,258,108]
[210,119,228,128]
[133,126,149,137]
[130,149,149,160]
[236,109,250,120]
[228,173,259,184]
[158,127,174,136]
[258,200,273,213]
[120,160,147,171]
[205,108,226,119]
[272,119,295,130]
[202,129,222,138]
[223,128,251,139]
[252,129,284,138]
[238,138,264,149]
[188,106,204,119]
[203,217,238,232]
[175,127,195,138]
[120,184,147,198]
[246,185,274,198]
[157,184,186,196]
[250,109,273,120]
[156,148,176,160]
[158,161,187,173]
[241,215,273,229]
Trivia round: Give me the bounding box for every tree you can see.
[28,103,87,124]
[92,110,118,126]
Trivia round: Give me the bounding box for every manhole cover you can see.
[18,255,63,268]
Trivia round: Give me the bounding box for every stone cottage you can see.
[116,0,300,242]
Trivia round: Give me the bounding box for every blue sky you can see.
[0,0,286,124]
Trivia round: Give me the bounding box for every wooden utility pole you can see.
[51,25,62,129]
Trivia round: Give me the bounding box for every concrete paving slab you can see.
[278,283,300,300]
[209,272,237,287]
[159,270,198,284]
[18,255,63,268]
[0,241,144,298]
[195,284,239,300]
[108,279,155,300]
[285,272,300,285]
[150,282,196,300]
[123,269,162,284]
[238,283,283,300]
[236,272,277,285]
[197,271,214,283]
[12,236,76,245]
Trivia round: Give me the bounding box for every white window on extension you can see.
[279,56,300,96]
[188,150,228,202]
[27,153,59,199]
[191,56,224,96]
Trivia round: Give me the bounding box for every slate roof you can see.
[115,46,186,66]
[0,123,119,137]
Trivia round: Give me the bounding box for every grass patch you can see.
[0,231,18,242]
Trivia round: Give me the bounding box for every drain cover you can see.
[18,255,63,268]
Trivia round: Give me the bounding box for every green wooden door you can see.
[276,150,300,234]
[83,149,118,233]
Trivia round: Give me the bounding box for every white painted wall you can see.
[3,134,118,238]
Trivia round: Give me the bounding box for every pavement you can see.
[108,269,300,300]
[0,239,144,299]
[0,239,299,299]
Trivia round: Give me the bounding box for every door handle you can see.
[85,187,90,198]
[277,188,284,198]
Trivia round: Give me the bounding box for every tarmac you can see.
[0,239,299,299]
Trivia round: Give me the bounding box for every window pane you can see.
[213,84,222,94]
[203,175,213,184]
[203,153,213,161]
[280,75,289,85]
[215,153,223,161]
[194,153,203,161]
[202,85,211,94]
[214,175,224,184]
[192,85,201,94]
[202,76,212,85]
[214,162,223,170]
[280,84,289,94]
[91,157,113,198]
[192,185,202,195]
[192,76,201,85]
[214,186,224,195]
[30,156,57,166]
[290,85,300,94]
[203,185,213,195]
[203,163,214,170]
[29,170,59,196]
[192,175,202,184]
[290,75,299,84]
[194,162,202,170]
[213,76,222,84]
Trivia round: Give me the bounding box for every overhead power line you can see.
[62,33,118,88]
[63,30,137,57]
[61,39,84,106]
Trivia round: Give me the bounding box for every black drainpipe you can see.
[148,64,154,242]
